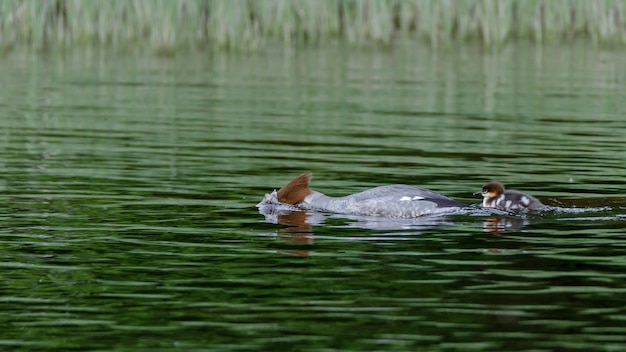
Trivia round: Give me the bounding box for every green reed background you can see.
[2,0,626,51]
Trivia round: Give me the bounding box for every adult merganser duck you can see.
[257,173,465,218]
[474,181,544,210]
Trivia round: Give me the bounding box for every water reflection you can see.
[259,201,626,236]
[481,216,529,233]
[258,203,460,231]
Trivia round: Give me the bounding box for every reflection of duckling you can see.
[482,217,529,233]
[259,173,465,218]
[474,181,544,210]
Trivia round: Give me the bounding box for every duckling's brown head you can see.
[474,181,505,199]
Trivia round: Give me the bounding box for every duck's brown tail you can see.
[277,172,313,204]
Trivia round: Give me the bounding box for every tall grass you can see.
[1,0,625,51]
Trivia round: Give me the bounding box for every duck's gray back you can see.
[303,184,465,218]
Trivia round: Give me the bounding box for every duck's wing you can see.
[340,185,465,217]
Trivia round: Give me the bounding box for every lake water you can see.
[1,43,625,351]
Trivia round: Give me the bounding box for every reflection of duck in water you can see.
[258,173,465,218]
[474,181,544,211]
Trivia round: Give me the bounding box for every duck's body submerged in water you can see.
[257,173,466,218]
[474,181,544,211]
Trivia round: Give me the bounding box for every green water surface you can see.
[0,43,625,351]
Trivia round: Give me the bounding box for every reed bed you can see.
[1,0,626,51]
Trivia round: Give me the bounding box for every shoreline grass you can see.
[1,0,626,52]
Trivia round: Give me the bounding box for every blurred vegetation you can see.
[1,0,626,52]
